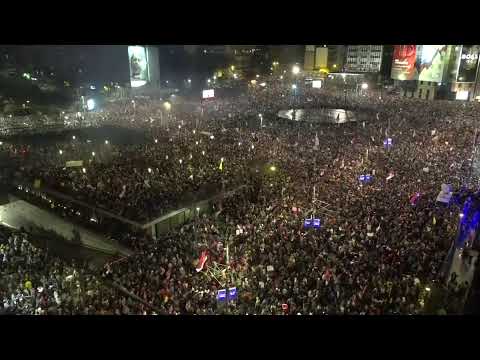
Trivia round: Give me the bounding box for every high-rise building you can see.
[344,45,383,73]
[327,45,346,72]
[304,45,329,72]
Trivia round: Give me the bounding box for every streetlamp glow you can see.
[292,84,297,90]
[361,83,368,90]
[230,65,235,71]
[92,152,95,157]
[164,102,171,111]
[270,165,277,172]
[292,65,300,75]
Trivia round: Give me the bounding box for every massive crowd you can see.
[1,76,478,315]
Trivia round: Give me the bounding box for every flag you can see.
[196,250,208,272]
[219,158,224,171]
[433,216,436,225]
[386,172,395,181]
[314,132,319,147]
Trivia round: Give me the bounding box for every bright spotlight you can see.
[292,65,300,75]
[86,99,95,111]
[361,83,368,90]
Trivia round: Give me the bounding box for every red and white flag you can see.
[195,250,208,272]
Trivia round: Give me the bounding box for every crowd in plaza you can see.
[1,76,478,315]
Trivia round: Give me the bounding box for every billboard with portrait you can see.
[391,45,417,80]
[128,46,149,88]
[416,45,448,82]
[457,45,480,83]
[391,45,449,82]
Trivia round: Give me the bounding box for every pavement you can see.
[448,248,478,289]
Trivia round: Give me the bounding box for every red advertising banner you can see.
[391,45,417,80]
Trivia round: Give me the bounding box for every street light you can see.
[292,65,300,75]
[230,65,235,71]
[291,84,297,90]
[164,102,171,111]
[361,83,368,90]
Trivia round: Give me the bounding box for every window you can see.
[418,89,423,98]
[425,89,430,99]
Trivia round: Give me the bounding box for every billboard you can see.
[391,45,449,82]
[457,45,480,82]
[202,89,215,99]
[391,45,417,80]
[128,46,149,88]
[456,90,469,100]
[312,80,322,88]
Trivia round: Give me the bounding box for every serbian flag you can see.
[196,250,208,272]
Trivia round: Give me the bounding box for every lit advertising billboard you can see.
[456,90,469,100]
[417,45,448,82]
[391,45,449,82]
[391,45,417,80]
[457,45,480,82]
[202,89,215,99]
[128,46,149,88]
[312,80,322,88]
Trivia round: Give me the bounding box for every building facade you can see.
[391,45,480,101]
[327,45,346,72]
[344,45,383,73]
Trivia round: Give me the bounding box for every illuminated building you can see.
[344,45,383,73]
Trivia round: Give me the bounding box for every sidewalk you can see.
[447,248,478,295]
